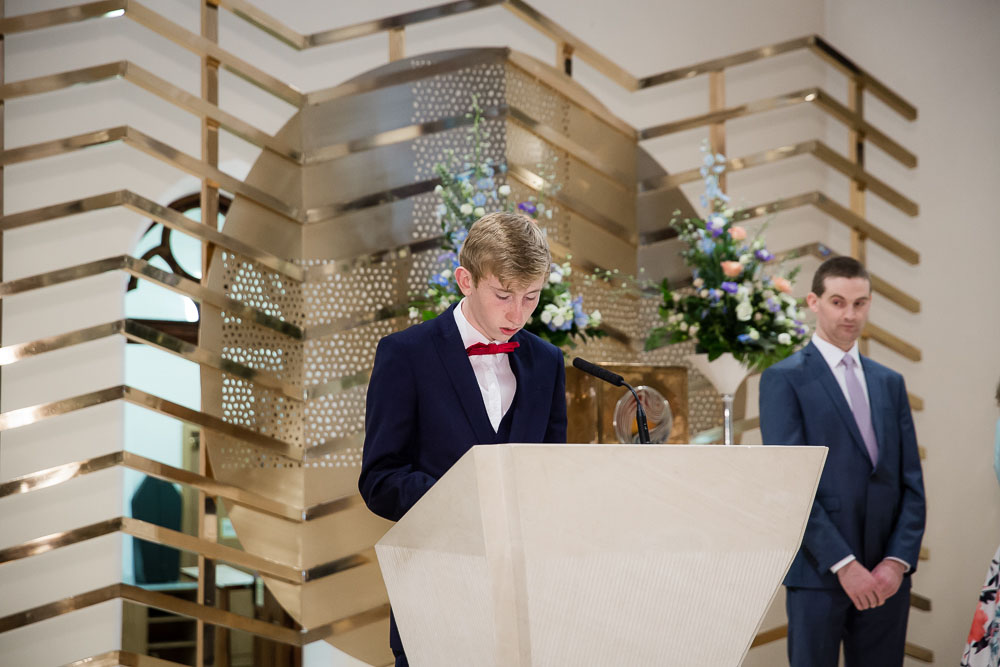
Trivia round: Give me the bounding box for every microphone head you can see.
[572,357,624,387]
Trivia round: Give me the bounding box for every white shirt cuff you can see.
[885,556,911,572]
[830,554,856,573]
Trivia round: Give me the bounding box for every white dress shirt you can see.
[454,299,516,432]
[810,334,909,574]
[811,333,870,411]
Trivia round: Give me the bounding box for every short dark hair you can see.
[811,256,871,296]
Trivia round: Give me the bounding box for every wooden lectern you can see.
[375,443,825,666]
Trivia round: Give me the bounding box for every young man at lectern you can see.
[759,256,925,667]
[359,211,567,666]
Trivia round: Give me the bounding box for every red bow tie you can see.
[466,341,520,356]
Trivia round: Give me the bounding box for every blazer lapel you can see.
[861,356,887,463]
[433,305,496,445]
[505,331,536,444]
[804,342,872,463]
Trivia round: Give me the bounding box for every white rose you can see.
[693,277,704,288]
[540,309,553,324]
[689,324,699,336]
[561,262,572,277]
[549,271,562,284]
[552,313,565,328]
[737,285,750,299]
[739,254,752,265]
[797,309,808,321]
[736,300,753,321]
[778,332,792,345]
[699,289,709,298]
[786,304,797,317]
[748,328,760,340]
[441,268,452,278]
[498,184,511,196]
[408,307,419,319]
[459,203,473,215]
[474,206,486,217]
[762,289,775,300]
[434,184,443,194]
[590,309,602,324]
[775,313,787,324]
[679,321,689,332]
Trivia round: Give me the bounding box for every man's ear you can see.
[806,292,820,313]
[455,266,474,296]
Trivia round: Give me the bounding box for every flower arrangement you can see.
[409,98,604,349]
[645,143,809,371]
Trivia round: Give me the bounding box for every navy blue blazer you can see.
[759,341,925,589]
[359,303,568,522]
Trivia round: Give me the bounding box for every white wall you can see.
[3,0,996,664]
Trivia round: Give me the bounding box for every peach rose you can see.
[728,226,747,241]
[721,261,743,278]
[773,276,792,294]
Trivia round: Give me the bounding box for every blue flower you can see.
[481,165,495,177]
[737,333,754,344]
[721,281,739,294]
[452,228,468,245]
[766,298,781,313]
[705,215,726,238]
[473,192,487,207]
[476,178,494,191]
[431,272,450,287]
[755,248,774,262]
[698,237,716,255]
[518,201,537,215]
[818,244,831,256]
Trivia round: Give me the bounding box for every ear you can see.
[806,292,820,313]
[455,266,474,296]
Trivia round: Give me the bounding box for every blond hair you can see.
[459,211,550,288]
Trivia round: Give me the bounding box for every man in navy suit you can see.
[759,256,925,667]
[359,211,567,666]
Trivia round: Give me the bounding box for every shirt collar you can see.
[453,298,494,349]
[812,333,861,371]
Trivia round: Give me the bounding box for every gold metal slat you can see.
[736,192,920,265]
[910,591,932,611]
[125,1,304,107]
[813,89,916,168]
[0,318,307,400]
[502,0,638,90]
[0,190,308,282]
[214,0,308,48]
[905,642,934,663]
[640,140,918,217]
[640,87,817,139]
[0,385,303,459]
[639,36,812,89]
[750,624,787,647]
[0,1,304,107]
[863,321,922,362]
[0,62,301,163]
[0,516,311,583]
[0,582,389,642]
[63,649,190,667]
[807,35,917,121]
[0,451,302,521]
[307,0,504,47]
[0,255,303,340]
[639,87,916,170]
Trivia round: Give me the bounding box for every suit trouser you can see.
[786,577,911,667]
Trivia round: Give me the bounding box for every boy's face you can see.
[455,267,546,342]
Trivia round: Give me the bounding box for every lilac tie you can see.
[841,354,878,465]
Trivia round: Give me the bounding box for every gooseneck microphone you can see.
[572,357,650,445]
